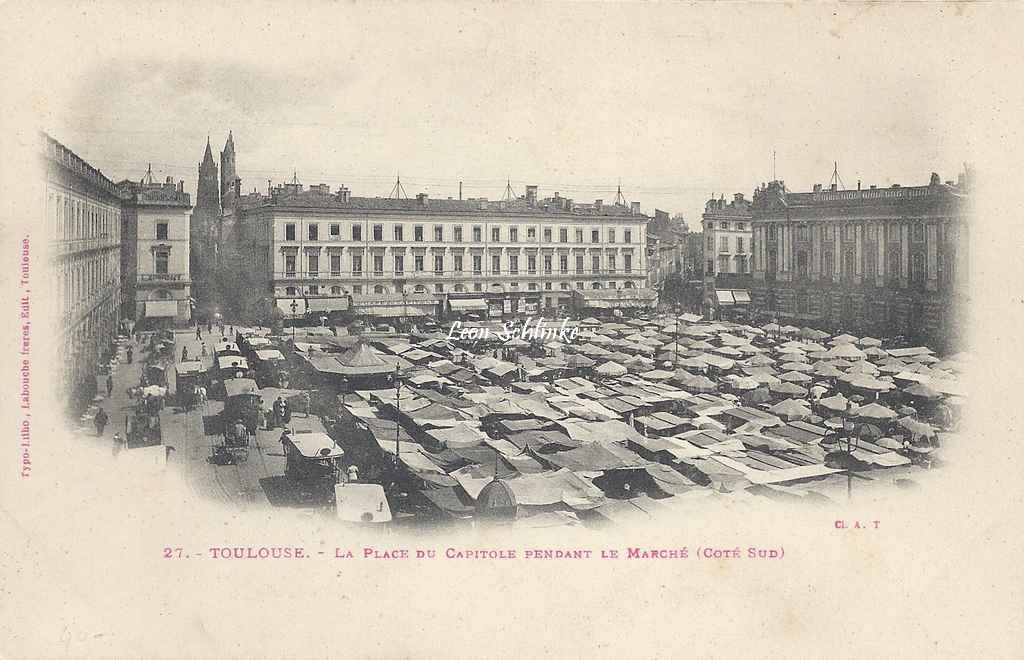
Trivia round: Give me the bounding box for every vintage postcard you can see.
[1,2,1022,658]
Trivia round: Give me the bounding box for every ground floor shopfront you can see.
[750,282,967,350]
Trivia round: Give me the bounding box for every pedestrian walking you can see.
[126,346,134,364]
[195,326,202,341]
[106,374,113,397]
[206,320,212,334]
[112,432,124,457]
[94,407,109,437]
[181,345,190,362]
[201,343,207,358]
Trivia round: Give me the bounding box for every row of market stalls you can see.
[272,288,659,324]
[273,314,965,528]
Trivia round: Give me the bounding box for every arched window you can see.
[591,282,602,290]
[374,285,385,294]
[414,284,427,294]
[286,286,297,296]
[624,280,635,289]
[330,286,342,295]
[454,284,466,292]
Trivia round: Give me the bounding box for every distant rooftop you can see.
[117,167,191,207]
[236,181,647,218]
[753,169,971,211]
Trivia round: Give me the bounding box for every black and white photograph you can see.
[2,3,1022,659]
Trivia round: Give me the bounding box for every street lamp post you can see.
[393,364,403,475]
[290,299,298,340]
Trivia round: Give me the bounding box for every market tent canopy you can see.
[306,297,349,312]
[449,298,489,311]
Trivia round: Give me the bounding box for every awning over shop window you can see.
[449,299,489,311]
[572,288,658,309]
[715,290,736,306]
[307,297,349,312]
[276,298,307,315]
[145,300,179,317]
[732,290,751,304]
[360,306,428,318]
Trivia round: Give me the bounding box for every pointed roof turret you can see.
[201,137,215,166]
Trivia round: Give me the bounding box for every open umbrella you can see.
[779,371,812,383]
[829,343,866,359]
[744,387,772,404]
[856,402,898,421]
[781,361,814,372]
[566,354,596,369]
[595,361,627,377]
[747,354,776,366]
[898,416,936,440]
[770,381,807,398]
[856,336,883,347]
[830,333,859,344]
[813,363,845,378]
[818,394,849,413]
[904,383,942,400]
[640,369,674,381]
[770,398,811,421]
[681,375,717,394]
[729,376,760,391]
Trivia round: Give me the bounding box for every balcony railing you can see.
[138,273,188,282]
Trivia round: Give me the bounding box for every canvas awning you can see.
[449,298,489,311]
[732,290,751,304]
[306,297,349,312]
[145,300,178,317]
[359,306,428,318]
[276,298,307,315]
[715,290,735,306]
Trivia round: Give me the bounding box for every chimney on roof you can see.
[733,193,744,202]
[631,201,641,215]
[416,192,429,206]
[178,180,184,193]
[525,185,538,206]
[338,186,351,202]
[857,180,861,190]
[830,183,837,191]
[594,199,603,209]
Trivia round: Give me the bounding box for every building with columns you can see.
[226,180,652,322]
[41,132,123,410]
[118,167,193,325]
[749,170,971,349]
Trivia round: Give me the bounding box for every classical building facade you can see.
[41,132,123,408]
[118,168,193,324]
[702,193,753,319]
[226,181,652,321]
[750,171,971,348]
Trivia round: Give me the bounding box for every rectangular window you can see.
[543,228,552,243]
[415,255,424,272]
[720,222,728,230]
[434,255,444,275]
[454,226,462,242]
[509,227,518,243]
[309,285,319,296]
[737,223,745,231]
[330,224,340,238]
[286,224,296,241]
[576,255,584,274]
[559,228,568,243]
[309,255,319,277]
[737,237,744,253]
[473,283,482,292]
[285,255,296,277]
[492,227,500,242]
[624,254,632,273]
[559,255,568,274]
[720,236,729,253]
[608,229,616,244]
[308,224,319,241]
[707,259,714,274]
[544,255,552,274]
[492,254,501,274]
[330,255,341,277]
[527,227,536,240]
[394,225,404,242]
[394,255,404,275]
[156,223,168,240]
[472,226,482,242]
[624,230,631,244]
[473,255,482,275]
[352,284,362,294]
[707,235,713,249]
[509,255,518,274]
[352,255,362,275]
[575,228,584,243]
[352,224,362,241]
[155,252,168,275]
[528,255,537,274]
[434,225,443,242]
[454,255,463,272]
[592,255,600,273]
[414,226,423,242]
[591,229,600,244]
[373,224,383,241]
[608,254,616,273]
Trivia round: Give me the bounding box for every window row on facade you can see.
[46,190,120,244]
[276,250,639,279]
[279,220,638,245]
[53,249,120,318]
[277,279,640,298]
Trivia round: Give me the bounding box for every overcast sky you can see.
[30,2,985,225]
